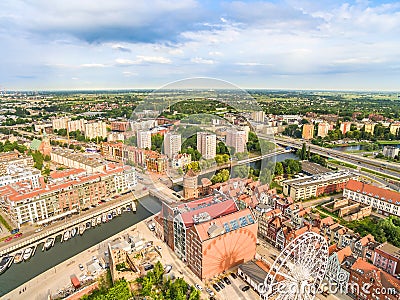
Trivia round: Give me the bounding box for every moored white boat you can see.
[14,251,23,264]
[0,255,13,274]
[63,230,70,241]
[23,247,33,261]
[71,227,77,237]
[97,216,102,225]
[107,213,113,221]
[117,207,122,215]
[44,237,54,250]
[79,224,85,235]
[102,214,107,223]
[87,221,92,229]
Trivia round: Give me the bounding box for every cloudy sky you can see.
[1,0,400,90]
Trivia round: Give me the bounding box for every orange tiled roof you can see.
[345,179,400,204]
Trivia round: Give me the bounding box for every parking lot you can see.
[206,272,259,300]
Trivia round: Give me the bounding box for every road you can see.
[267,136,400,190]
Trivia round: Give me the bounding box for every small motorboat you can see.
[117,207,122,215]
[0,255,13,274]
[131,201,136,211]
[107,213,113,221]
[63,230,70,241]
[14,251,23,264]
[43,238,54,251]
[97,216,102,225]
[87,221,92,229]
[126,205,131,212]
[23,247,33,261]
[102,214,107,223]
[79,224,85,235]
[112,209,117,217]
[71,227,77,237]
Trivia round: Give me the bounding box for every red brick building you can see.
[373,243,400,277]
[346,258,400,300]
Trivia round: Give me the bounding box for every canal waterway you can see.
[0,195,161,297]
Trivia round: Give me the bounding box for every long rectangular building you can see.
[283,171,356,201]
[343,179,400,217]
[0,165,136,227]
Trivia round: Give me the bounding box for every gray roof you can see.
[238,260,268,285]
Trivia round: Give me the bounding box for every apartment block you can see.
[197,132,216,159]
[302,123,314,140]
[343,179,400,217]
[226,129,247,153]
[283,171,356,201]
[137,130,152,150]
[163,132,181,158]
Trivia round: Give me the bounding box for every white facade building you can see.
[137,130,152,150]
[164,132,181,158]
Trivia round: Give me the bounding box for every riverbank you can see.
[0,195,161,297]
[2,215,154,300]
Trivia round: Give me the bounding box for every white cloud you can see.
[191,57,215,64]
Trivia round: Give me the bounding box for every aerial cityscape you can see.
[0,1,400,300]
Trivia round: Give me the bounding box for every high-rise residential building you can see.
[68,119,87,132]
[317,122,331,138]
[251,111,265,123]
[84,121,107,139]
[197,132,216,159]
[340,122,352,135]
[163,132,181,158]
[226,129,247,153]
[302,124,314,140]
[52,117,69,130]
[136,130,152,150]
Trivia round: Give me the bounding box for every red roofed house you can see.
[345,258,400,300]
[343,179,400,217]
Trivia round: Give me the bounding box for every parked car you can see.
[4,237,13,242]
[212,284,220,292]
[79,264,84,271]
[92,256,99,263]
[223,277,231,285]
[241,285,250,292]
[13,233,22,238]
[164,265,172,274]
[11,228,19,234]
[195,284,203,291]
[217,281,225,289]
[231,273,237,279]
[143,263,154,271]
[206,288,214,296]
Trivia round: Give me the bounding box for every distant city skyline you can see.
[1,0,400,91]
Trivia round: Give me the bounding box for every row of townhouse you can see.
[101,142,168,173]
[0,165,136,227]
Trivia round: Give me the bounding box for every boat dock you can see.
[0,196,137,257]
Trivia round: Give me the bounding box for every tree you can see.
[275,162,284,175]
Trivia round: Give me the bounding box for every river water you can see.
[0,196,161,297]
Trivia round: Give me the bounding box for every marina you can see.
[0,195,160,297]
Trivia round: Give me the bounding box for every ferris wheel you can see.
[263,231,329,300]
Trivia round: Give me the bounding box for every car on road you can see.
[206,288,214,296]
[230,273,237,279]
[156,246,162,251]
[11,228,19,234]
[4,237,13,242]
[143,263,154,271]
[35,228,43,232]
[92,256,99,263]
[195,284,203,291]
[212,284,220,292]
[217,281,225,289]
[13,233,22,238]
[223,277,231,285]
[241,285,250,292]
[79,264,84,271]
[164,265,172,274]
